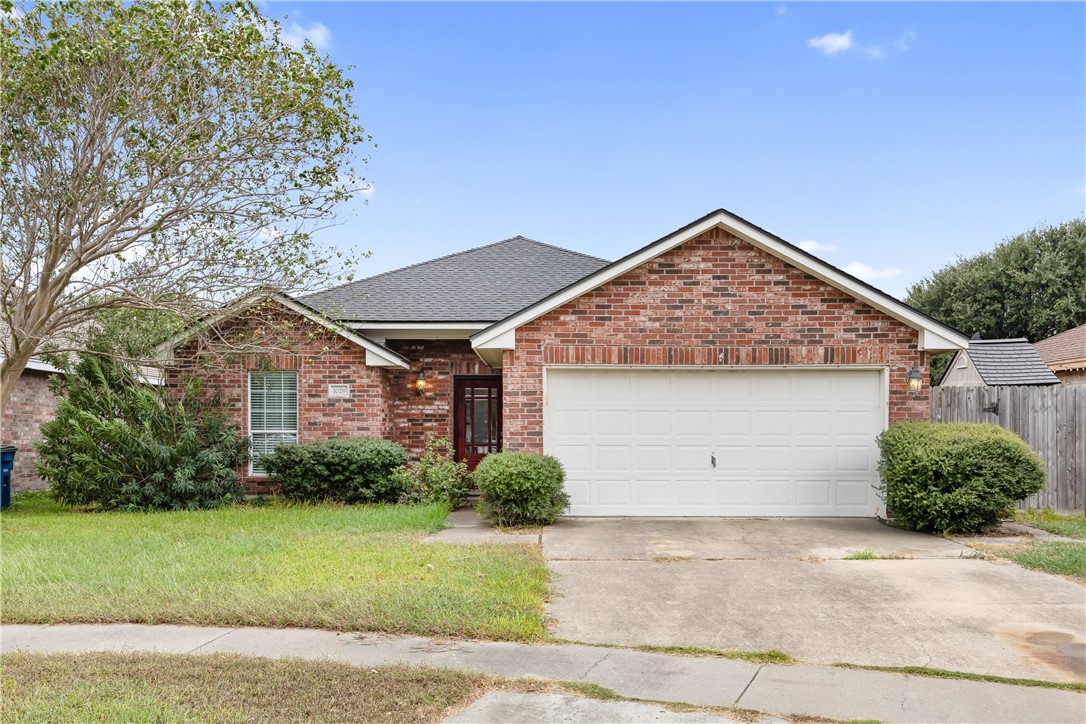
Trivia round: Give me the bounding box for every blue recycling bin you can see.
[1,446,16,509]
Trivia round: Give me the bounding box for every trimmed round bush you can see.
[474,452,569,526]
[261,437,407,504]
[877,421,1045,534]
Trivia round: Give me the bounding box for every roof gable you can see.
[301,236,609,323]
[959,339,1060,386]
[159,291,410,369]
[471,209,970,355]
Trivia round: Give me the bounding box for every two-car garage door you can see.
[544,368,885,517]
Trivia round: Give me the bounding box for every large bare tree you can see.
[0,0,367,408]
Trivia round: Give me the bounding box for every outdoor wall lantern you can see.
[415,370,427,395]
[906,367,923,391]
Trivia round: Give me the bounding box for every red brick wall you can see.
[1,369,57,492]
[170,305,391,493]
[385,339,497,460]
[502,227,928,451]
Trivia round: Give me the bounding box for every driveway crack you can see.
[581,651,610,679]
[734,665,762,705]
[918,641,934,668]
[187,628,237,654]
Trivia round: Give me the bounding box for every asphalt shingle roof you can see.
[1033,323,1086,366]
[966,339,1060,386]
[301,237,609,323]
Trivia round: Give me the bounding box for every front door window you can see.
[455,377,501,469]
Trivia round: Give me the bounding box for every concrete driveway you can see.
[543,518,1086,683]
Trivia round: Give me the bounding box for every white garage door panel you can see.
[546,368,884,517]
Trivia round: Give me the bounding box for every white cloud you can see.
[808,28,915,60]
[807,31,853,55]
[843,261,903,282]
[280,21,332,50]
[797,240,839,254]
[895,27,917,52]
[775,4,787,21]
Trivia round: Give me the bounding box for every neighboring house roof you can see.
[1034,323,1086,372]
[471,208,970,363]
[159,291,411,369]
[950,339,1060,386]
[0,355,164,385]
[0,355,67,375]
[301,236,610,323]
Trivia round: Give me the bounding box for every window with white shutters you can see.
[249,370,298,475]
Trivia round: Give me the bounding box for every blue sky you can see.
[264,1,1084,298]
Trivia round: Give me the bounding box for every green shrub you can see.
[877,421,1046,534]
[393,436,471,508]
[474,452,569,526]
[36,354,247,511]
[261,437,407,504]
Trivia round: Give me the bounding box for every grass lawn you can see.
[983,510,1086,581]
[1,492,548,640]
[1,651,496,723]
[1016,509,1086,540]
[989,541,1086,581]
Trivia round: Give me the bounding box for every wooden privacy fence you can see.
[930,385,1085,512]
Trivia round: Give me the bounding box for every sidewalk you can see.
[3,624,1083,723]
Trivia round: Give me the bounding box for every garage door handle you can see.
[711,453,716,469]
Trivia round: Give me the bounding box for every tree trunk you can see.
[0,352,33,420]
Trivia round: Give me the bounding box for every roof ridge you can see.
[508,236,610,263]
[971,338,1030,344]
[305,236,607,299]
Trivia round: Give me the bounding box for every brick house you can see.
[0,359,62,492]
[1,357,167,492]
[164,209,968,514]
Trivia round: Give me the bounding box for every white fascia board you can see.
[719,215,969,352]
[918,328,968,353]
[271,296,411,369]
[472,210,969,353]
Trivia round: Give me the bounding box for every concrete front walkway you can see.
[543,518,1086,683]
[3,624,1084,724]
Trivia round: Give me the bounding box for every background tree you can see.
[907,219,1086,383]
[0,0,368,408]
[907,219,1086,341]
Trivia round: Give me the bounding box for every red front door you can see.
[454,376,501,470]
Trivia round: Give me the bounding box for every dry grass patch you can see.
[1,651,491,723]
[0,652,832,723]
